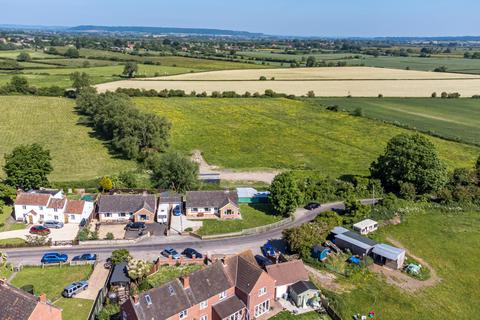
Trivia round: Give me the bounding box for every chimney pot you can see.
[39,293,47,303]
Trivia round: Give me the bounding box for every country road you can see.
[4,199,377,265]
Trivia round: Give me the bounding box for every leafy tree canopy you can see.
[269,172,302,216]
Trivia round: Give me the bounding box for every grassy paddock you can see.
[0,96,135,182]
[197,204,282,236]
[326,210,480,319]
[310,97,480,146]
[135,97,479,177]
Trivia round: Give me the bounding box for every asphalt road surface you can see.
[4,199,377,265]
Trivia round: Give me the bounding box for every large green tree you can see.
[146,151,199,192]
[370,134,448,194]
[70,72,91,93]
[4,144,53,189]
[269,172,302,216]
[64,47,80,58]
[123,62,138,78]
[16,52,31,62]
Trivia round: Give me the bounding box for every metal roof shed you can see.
[372,243,406,269]
[334,231,377,256]
[236,187,270,204]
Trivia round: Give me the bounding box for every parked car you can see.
[182,248,203,259]
[43,220,64,229]
[305,202,320,210]
[104,257,113,269]
[62,281,88,298]
[172,205,182,216]
[161,247,181,259]
[41,252,68,264]
[72,253,97,262]
[261,241,277,258]
[255,254,273,268]
[30,225,51,235]
[125,221,146,231]
[79,218,87,227]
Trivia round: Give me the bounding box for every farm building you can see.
[371,243,406,269]
[288,281,320,308]
[330,226,349,237]
[236,187,270,204]
[333,230,377,256]
[312,245,331,261]
[353,219,378,235]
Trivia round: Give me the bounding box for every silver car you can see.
[43,220,64,229]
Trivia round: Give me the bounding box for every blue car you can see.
[261,241,277,258]
[172,205,182,216]
[162,247,181,259]
[41,252,68,264]
[72,253,97,262]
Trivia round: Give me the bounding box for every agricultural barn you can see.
[236,188,270,204]
[353,219,378,235]
[333,230,377,256]
[371,243,406,270]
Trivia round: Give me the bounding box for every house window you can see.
[227,310,242,320]
[39,206,43,211]
[70,215,76,220]
[204,207,210,212]
[179,309,188,319]
[39,214,44,221]
[219,291,227,300]
[54,215,59,220]
[200,315,208,320]
[200,300,208,310]
[192,208,198,212]
[258,287,267,296]
[254,300,270,318]
[120,213,126,217]
[53,208,58,212]
[139,215,147,221]
[22,205,26,210]
[225,209,233,215]
[105,213,112,218]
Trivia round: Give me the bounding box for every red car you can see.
[30,225,51,235]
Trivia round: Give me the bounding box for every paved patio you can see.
[170,214,203,234]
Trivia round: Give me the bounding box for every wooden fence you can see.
[87,266,113,320]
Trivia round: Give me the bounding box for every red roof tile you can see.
[47,198,66,209]
[15,193,50,206]
[64,200,85,214]
[265,260,309,286]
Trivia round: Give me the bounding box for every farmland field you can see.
[97,67,480,97]
[135,97,479,177]
[309,98,480,145]
[325,209,480,320]
[0,96,135,181]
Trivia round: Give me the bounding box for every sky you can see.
[2,0,479,37]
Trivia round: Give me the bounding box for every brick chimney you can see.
[133,294,139,304]
[38,293,47,303]
[180,276,190,289]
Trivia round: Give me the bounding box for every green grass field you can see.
[309,98,480,145]
[197,204,284,236]
[135,97,479,177]
[0,206,26,232]
[54,298,93,320]
[147,264,203,288]
[270,311,329,320]
[325,209,480,320]
[0,96,135,182]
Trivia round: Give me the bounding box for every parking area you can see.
[97,224,125,240]
[0,223,79,242]
[125,223,167,239]
[170,215,203,234]
[75,263,110,300]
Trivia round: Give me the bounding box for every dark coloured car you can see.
[261,241,277,257]
[72,253,97,262]
[305,202,320,210]
[125,221,146,231]
[182,248,203,259]
[255,254,273,268]
[161,247,181,259]
[41,252,68,264]
[62,281,88,298]
[30,225,51,235]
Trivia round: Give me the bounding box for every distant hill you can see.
[68,25,265,37]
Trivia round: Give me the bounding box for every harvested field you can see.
[96,67,480,97]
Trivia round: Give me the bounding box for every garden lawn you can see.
[147,264,203,288]
[135,97,480,177]
[310,98,480,146]
[270,311,329,320]
[10,265,93,300]
[0,206,26,232]
[0,96,136,182]
[54,297,93,320]
[325,210,480,320]
[197,204,282,236]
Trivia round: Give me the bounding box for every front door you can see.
[28,215,33,224]
[64,214,68,223]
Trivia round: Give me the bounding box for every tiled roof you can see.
[64,200,86,214]
[289,280,318,296]
[159,191,182,203]
[97,194,156,214]
[47,198,66,209]
[224,254,263,294]
[188,261,232,302]
[186,191,238,208]
[213,296,246,319]
[15,193,50,206]
[266,260,309,286]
